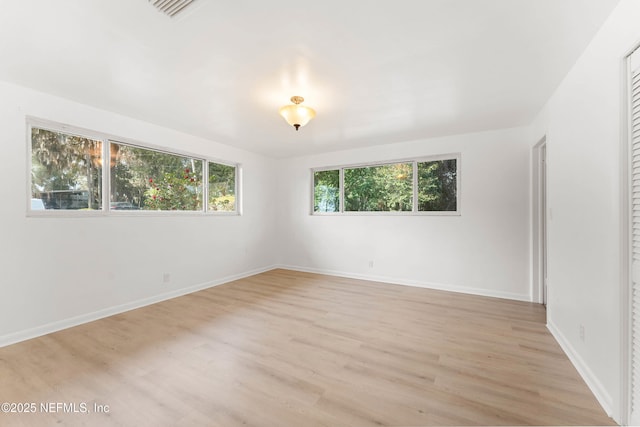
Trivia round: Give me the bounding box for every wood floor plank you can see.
[0,269,615,426]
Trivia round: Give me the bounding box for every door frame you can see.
[532,137,547,305]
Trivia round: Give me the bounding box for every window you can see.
[31,127,103,210]
[345,162,413,212]
[417,158,457,212]
[208,162,236,212]
[28,120,240,214]
[110,143,204,211]
[314,169,340,212]
[312,155,459,215]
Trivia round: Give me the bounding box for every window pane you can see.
[110,143,203,211]
[417,159,457,211]
[344,163,412,212]
[314,169,340,212]
[31,128,102,210]
[208,162,236,212]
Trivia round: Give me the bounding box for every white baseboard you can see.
[0,265,277,348]
[546,320,613,417]
[275,264,532,302]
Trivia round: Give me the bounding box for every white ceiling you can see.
[0,0,620,158]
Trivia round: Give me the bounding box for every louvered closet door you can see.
[630,46,640,426]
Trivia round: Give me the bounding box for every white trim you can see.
[531,137,547,305]
[311,210,460,217]
[236,165,243,216]
[203,156,210,211]
[276,264,531,302]
[309,168,317,214]
[621,44,632,427]
[102,137,111,213]
[26,209,241,219]
[26,119,32,214]
[547,320,614,418]
[412,160,418,210]
[339,167,345,213]
[0,265,276,349]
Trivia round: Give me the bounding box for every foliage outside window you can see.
[314,169,340,212]
[110,143,204,211]
[345,163,413,212]
[418,159,457,212]
[312,155,459,214]
[31,128,103,210]
[208,162,236,212]
[29,123,239,214]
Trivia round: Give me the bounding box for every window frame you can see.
[310,153,461,216]
[27,117,241,216]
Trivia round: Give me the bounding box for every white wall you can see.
[276,127,532,301]
[528,0,640,421]
[2,1,635,421]
[0,81,278,345]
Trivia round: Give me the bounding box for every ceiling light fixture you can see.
[279,96,316,131]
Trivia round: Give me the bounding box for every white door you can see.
[629,45,640,426]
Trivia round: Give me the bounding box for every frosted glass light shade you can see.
[279,96,316,130]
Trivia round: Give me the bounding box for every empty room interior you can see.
[2,0,640,425]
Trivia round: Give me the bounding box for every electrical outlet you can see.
[579,324,585,341]
[368,261,374,268]
[163,273,171,284]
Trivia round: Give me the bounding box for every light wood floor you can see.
[0,269,615,426]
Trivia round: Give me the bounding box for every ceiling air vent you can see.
[148,0,196,18]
